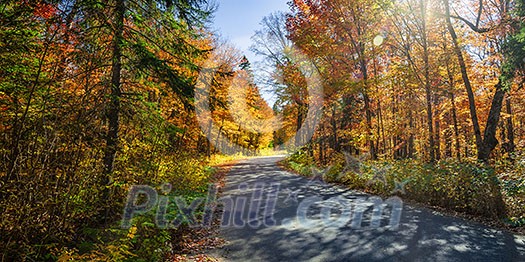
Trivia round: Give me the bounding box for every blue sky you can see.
[212,0,289,65]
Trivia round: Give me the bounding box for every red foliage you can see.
[19,0,57,19]
[33,2,56,19]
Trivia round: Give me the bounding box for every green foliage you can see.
[55,182,211,261]
[0,0,219,260]
[285,150,316,176]
[52,220,171,261]
[164,0,215,27]
[497,154,525,226]
[285,149,513,220]
[505,217,525,228]
[500,0,525,88]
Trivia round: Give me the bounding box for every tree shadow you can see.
[212,156,525,262]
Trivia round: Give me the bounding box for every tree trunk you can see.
[319,125,324,164]
[435,115,441,161]
[235,126,241,150]
[444,0,483,154]
[215,119,225,154]
[206,119,212,157]
[295,103,306,147]
[421,0,435,162]
[450,92,462,161]
[444,117,453,158]
[499,121,506,159]
[434,92,442,161]
[363,93,376,159]
[477,81,508,218]
[331,104,339,151]
[505,96,516,157]
[374,60,386,156]
[360,53,376,159]
[478,81,506,162]
[408,109,415,159]
[379,98,387,155]
[103,0,125,177]
[101,0,125,222]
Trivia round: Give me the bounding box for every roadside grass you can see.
[1,152,239,262]
[50,157,230,261]
[208,149,286,166]
[281,150,525,233]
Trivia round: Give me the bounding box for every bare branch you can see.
[450,14,492,33]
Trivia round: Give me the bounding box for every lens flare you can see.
[373,35,384,46]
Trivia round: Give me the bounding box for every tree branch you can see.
[450,14,492,33]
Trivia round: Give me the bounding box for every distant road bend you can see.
[210,156,525,262]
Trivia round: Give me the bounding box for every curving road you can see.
[210,156,525,262]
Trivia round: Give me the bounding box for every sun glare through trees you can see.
[0,0,524,261]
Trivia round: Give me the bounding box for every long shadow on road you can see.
[211,156,525,262]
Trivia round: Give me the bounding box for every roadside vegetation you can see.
[254,0,525,235]
[282,149,525,232]
[0,0,272,260]
[2,0,524,260]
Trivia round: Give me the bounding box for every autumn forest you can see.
[1,0,524,261]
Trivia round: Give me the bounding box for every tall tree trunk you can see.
[319,125,324,164]
[392,90,399,159]
[443,0,483,155]
[505,95,516,157]
[379,98,387,155]
[331,104,339,151]
[374,60,386,155]
[464,128,471,158]
[358,43,376,159]
[235,126,241,148]
[206,119,212,157]
[499,121,506,159]
[102,0,125,221]
[450,92,462,161]
[435,115,441,161]
[444,115,453,158]
[421,0,435,162]
[363,93,376,158]
[295,103,306,147]
[479,83,508,218]
[215,119,225,154]
[104,0,125,177]
[478,81,506,162]
[424,85,435,162]
[408,108,415,159]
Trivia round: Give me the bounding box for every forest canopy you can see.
[1,0,524,260]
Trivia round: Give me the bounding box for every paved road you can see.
[211,156,525,262]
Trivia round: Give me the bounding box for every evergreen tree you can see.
[501,0,525,87]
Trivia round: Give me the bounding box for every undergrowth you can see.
[283,150,524,229]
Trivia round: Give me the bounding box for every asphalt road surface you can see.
[210,156,525,262]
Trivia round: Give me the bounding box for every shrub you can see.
[284,149,511,220]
